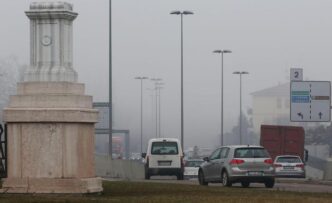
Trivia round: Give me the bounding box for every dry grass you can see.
[0,181,331,203]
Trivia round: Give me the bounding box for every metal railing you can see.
[0,123,7,178]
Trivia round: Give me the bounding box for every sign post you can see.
[290,81,331,122]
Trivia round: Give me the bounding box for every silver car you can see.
[273,155,305,178]
[198,145,275,188]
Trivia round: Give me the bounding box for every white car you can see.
[273,155,305,178]
[184,159,204,179]
[142,138,184,180]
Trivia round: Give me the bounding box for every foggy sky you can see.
[1,0,332,150]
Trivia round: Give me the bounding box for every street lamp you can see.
[155,82,164,138]
[146,88,155,142]
[213,49,232,146]
[151,78,162,138]
[108,0,113,159]
[135,76,149,154]
[233,71,249,145]
[170,10,194,150]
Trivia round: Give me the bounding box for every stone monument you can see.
[2,2,103,193]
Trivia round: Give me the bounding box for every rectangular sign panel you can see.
[290,68,303,81]
[93,102,110,130]
[290,81,331,122]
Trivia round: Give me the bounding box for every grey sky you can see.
[1,0,332,149]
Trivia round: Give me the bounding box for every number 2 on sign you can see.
[294,71,299,78]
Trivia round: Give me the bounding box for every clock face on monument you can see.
[41,35,52,46]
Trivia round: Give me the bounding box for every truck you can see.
[112,136,124,159]
[260,125,307,161]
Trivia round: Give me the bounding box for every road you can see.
[139,176,332,193]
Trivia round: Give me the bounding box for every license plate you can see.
[248,171,262,176]
[158,161,171,166]
[283,166,294,170]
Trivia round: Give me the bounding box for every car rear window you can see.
[234,148,269,158]
[151,141,178,155]
[276,156,301,163]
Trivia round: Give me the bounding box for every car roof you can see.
[218,145,264,149]
[148,138,180,143]
[275,155,301,158]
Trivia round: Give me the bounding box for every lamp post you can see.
[155,82,164,138]
[135,76,149,153]
[233,71,249,145]
[213,49,232,146]
[151,78,162,138]
[170,10,194,150]
[146,88,155,142]
[109,0,113,158]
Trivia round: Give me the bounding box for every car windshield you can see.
[276,156,301,163]
[151,141,178,155]
[234,148,269,158]
[185,160,204,167]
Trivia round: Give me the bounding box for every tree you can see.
[228,108,258,145]
[305,124,332,155]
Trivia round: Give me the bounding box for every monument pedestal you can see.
[3,177,102,194]
[2,82,103,193]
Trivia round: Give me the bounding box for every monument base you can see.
[3,82,103,194]
[2,177,102,193]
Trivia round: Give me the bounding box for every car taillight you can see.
[180,156,184,168]
[264,159,273,165]
[146,155,149,165]
[229,159,245,165]
[296,164,304,168]
[273,164,282,167]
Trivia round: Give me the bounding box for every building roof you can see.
[251,83,290,97]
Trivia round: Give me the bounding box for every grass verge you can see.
[0,180,331,203]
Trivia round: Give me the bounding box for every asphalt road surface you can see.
[142,176,332,193]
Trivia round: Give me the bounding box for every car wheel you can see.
[264,179,275,188]
[241,181,250,188]
[177,173,184,180]
[145,168,150,180]
[222,171,232,187]
[198,170,208,186]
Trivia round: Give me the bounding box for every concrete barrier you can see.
[323,158,332,180]
[95,154,145,180]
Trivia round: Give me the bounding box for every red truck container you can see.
[260,125,305,161]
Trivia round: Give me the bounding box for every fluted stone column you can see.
[2,2,103,193]
[24,2,77,82]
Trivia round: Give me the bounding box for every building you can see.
[251,83,292,134]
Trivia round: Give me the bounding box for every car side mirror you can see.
[141,153,146,158]
[203,157,209,162]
